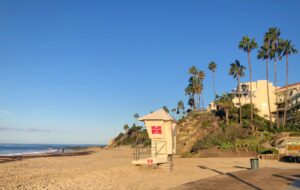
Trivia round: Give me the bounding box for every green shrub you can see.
[235,138,259,151]
[190,127,250,153]
[115,133,124,141]
[257,147,279,154]
[220,142,235,150]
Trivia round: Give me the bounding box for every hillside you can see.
[176,111,220,155]
[111,106,300,157]
[109,124,150,147]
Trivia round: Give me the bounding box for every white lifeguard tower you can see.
[131,109,177,170]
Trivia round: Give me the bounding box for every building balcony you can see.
[276,93,300,103]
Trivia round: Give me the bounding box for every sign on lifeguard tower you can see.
[131,109,177,170]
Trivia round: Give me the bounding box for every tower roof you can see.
[138,109,177,122]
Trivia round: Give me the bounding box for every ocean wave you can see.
[0,148,58,156]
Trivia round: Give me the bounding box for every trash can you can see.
[250,158,259,169]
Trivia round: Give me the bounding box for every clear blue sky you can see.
[0,0,299,144]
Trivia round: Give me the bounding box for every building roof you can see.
[138,109,177,122]
[277,82,300,91]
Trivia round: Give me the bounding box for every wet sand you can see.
[0,150,93,164]
[0,147,299,190]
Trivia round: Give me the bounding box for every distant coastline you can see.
[0,143,105,156]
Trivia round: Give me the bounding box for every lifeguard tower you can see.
[131,109,177,170]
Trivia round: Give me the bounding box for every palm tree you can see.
[177,100,185,115]
[186,66,198,110]
[229,60,246,124]
[208,61,217,99]
[163,106,169,113]
[279,39,298,128]
[257,40,273,127]
[187,97,195,110]
[194,76,202,110]
[238,36,258,122]
[215,94,234,125]
[134,113,139,120]
[185,80,196,110]
[189,66,198,75]
[197,70,205,110]
[267,27,281,128]
[123,124,129,134]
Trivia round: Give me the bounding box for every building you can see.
[275,82,300,125]
[208,80,277,120]
[231,80,277,120]
[207,80,300,124]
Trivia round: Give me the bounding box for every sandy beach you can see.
[0,147,300,190]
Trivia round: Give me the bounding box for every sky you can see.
[0,0,299,144]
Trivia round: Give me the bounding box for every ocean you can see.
[0,144,102,156]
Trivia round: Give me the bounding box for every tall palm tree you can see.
[194,76,202,110]
[238,36,258,122]
[208,62,217,99]
[279,39,298,128]
[197,70,205,110]
[267,27,281,128]
[229,60,246,124]
[257,40,273,127]
[186,66,198,110]
[185,77,196,110]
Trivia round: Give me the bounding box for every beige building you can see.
[207,80,277,120]
[208,80,300,124]
[275,82,300,125]
[231,80,277,120]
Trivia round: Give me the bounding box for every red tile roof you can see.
[278,82,300,90]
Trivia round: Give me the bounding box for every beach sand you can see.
[0,146,299,190]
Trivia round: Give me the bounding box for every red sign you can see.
[151,126,161,134]
[147,159,153,165]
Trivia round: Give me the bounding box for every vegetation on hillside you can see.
[113,27,299,155]
[180,102,300,156]
[113,123,150,147]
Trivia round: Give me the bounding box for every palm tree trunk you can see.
[225,109,229,125]
[266,59,273,128]
[194,94,196,111]
[213,72,216,99]
[198,94,201,111]
[283,54,289,128]
[202,93,204,110]
[274,58,279,128]
[238,76,242,124]
[248,52,254,121]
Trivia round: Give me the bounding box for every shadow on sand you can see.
[197,165,262,190]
